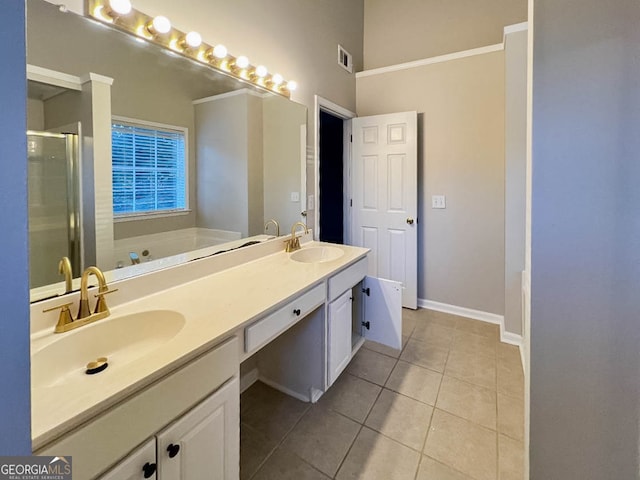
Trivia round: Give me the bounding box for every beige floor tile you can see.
[424,409,497,480]
[319,373,381,423]
[347,347,397,386]
[281,406,360,477]
[497,362,524,399]
[498,434,524,480]
[412,323,455,350]
[402,310,418,336]
[385,360,442,405]
[400,338,449,372]
[451,331,497,358]
[420,309,460,328]
[497,393,524,441]
[241,380,276,415]
[436,376,497,430]
[336,427,421,480]
[252,446,330,480]
[455,317,500,339]
[496,343,521,364]
[240,423,279,480]
[363,336,408,358]
[417,455,474,480]
[242,382,310,442]
[365,389,433,450]
[445,349,496,389]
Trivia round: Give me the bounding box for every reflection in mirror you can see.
[27,0,307,301]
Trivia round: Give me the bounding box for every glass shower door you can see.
[27,131,80,289]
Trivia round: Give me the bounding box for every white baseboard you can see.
[418,298,524,351]
[240,368,259,394]
[258,375,311,403]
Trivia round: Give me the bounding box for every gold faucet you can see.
[285,222,309,252]
[58,256,73,294]
[43,265,118,333]
[264,218,280,237]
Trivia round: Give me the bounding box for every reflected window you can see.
[111,117,187,216]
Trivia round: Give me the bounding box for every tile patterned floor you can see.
[240,308,525,480]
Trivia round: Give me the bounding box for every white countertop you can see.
[31,241,368,449]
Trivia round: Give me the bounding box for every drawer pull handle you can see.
[293,308,301,316]
[167,443,181,458]
[142,462,157,478]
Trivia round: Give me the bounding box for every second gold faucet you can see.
[285,222,309,253]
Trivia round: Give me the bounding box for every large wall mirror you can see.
[27,0,307,302]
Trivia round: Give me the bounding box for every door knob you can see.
[406,217,414,225]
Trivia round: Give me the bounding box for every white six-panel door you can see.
[352,112,418,309]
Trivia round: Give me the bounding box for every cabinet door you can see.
[157,377,239,480]
[98,438,157,480]
[328,289,353,386]
[363,276,403,350]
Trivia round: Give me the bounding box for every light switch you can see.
[432,195,446,209]
[290,191,300,202]
[307,195,315,209]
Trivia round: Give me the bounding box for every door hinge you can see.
[362,287,370,296]
[350,134,353,142]
[361,321,370,330]
[350,198,353,207]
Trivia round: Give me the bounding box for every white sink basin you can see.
[290,246,344,263]
[32,310,186,389]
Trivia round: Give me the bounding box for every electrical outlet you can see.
[290,192,300,202]
[307,195,315,209]
[432,195,446,209]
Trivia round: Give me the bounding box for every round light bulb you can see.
[271,73,283,85]
[152,16,171,34]
[109,0,132,15]
[235,56,250,69]
[185,31,202,48]
[286,80,298,91]
[255,65,268,78]
[212,44,228,59]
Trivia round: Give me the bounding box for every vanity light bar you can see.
[87,0,296,98]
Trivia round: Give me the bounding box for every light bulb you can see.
[212,44,227,59]
[286,80,297,91]
[151,16,171,34]
[109,0,132,15]
[271,73,283,85]
[185,31,202,48]
[235,56,250,69]
[255,65,268,78]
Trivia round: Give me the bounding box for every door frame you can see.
[313,95,355,242]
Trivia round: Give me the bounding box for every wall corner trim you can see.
[355,43,504,79]
[503,22,529,43]
[418,299,524,369]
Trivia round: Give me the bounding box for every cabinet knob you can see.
[293,308,301,316]
[142,462,157,478]
[167,443,181,458]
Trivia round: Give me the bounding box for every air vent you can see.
[338,45,353,73]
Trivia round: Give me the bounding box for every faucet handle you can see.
[93,288,119,314]
[43,302,75,333]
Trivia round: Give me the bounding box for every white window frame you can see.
[111,115,190,222]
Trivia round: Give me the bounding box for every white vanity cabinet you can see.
[99,377,239,480]
[326,257,403,387]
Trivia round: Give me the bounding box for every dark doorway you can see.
[319,110,344,244]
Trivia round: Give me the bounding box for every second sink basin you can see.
[32,310,186,389]
[290,246,344,263]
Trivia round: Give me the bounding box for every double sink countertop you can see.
[30,241,368,449]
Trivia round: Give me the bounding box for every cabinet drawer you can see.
[328,257,368,302]
[245,283,326,354]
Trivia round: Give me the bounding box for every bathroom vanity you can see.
[30,238,402,479]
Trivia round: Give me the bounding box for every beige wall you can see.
[363,0,526,69]
[27,98,44,131]
[357,51,506,315]
[504,30,527,335]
